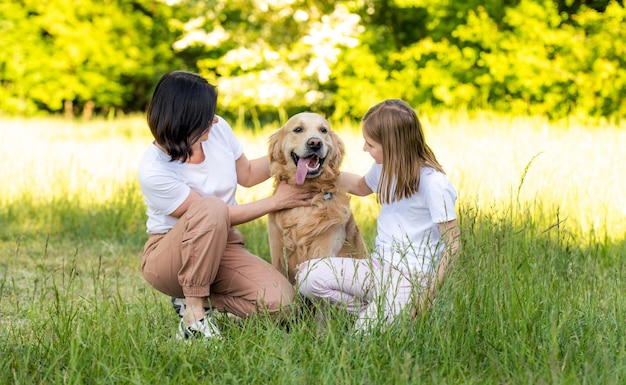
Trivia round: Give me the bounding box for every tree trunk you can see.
[64,100,74,119]
[82,100,95,120]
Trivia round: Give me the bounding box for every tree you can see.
[0,0,182,117]
[1,0,624,120]
[169,0,363,125]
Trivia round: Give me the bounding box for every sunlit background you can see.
[6,112,625,244]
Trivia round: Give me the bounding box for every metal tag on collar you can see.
[323,192,332,200]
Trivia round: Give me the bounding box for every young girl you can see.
[295,99,460,331]
[138,71,313,341]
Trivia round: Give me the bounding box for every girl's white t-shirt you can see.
[137,116,243,234]
[364,163,457,273]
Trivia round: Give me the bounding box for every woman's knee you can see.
[186,197,230,228]
[259,280,295,315]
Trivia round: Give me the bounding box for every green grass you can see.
[0,113,624,384]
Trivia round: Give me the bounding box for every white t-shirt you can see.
[137,116,243,234]
[364,163,457,273]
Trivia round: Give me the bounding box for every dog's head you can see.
[269,112,344,185]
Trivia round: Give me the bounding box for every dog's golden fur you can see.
[268,112,367,283]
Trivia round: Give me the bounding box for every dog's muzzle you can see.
[292,152,326,185]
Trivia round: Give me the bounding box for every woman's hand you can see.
[272,182,314,210]
[228,181,312,226]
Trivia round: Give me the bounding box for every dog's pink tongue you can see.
[295,157,309,185]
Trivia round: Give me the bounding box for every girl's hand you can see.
[272,182,314,210]
[412,289,434,318]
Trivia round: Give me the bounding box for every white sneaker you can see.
[171,297,186,318]
[176,312,222,341]
[171,297,213,319]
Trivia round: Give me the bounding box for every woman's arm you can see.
[168,182,313,225]
[230,152,314,224]
[236,154,270,187]
[228,182,313,225]
[169,189,202,218]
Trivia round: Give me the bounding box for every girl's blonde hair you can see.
[362,99,444,204]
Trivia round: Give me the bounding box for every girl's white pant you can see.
[295,257,428,330]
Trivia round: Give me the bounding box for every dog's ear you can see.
[268,126,286,164]
[328,130,345,169]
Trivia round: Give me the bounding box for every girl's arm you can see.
[340,171,373,196]
[418,219,461,311]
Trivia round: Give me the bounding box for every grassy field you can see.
[0,112,624,384]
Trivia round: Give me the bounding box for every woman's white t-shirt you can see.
[364,163,457,273]
[138,116,243,234]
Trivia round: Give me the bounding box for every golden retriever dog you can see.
[267,112,367,283]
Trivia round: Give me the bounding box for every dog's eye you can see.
[320,127,328,134]
[294,126,303,133]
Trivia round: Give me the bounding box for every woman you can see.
[138,71,313,341]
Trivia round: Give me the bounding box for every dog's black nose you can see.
[307,137,322,151]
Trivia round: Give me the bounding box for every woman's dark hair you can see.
[147,71,217,162]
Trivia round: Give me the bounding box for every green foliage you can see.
[188,1,362,123]
[1,0,625,121]
[0,0,182,117]
[350,0,626,119]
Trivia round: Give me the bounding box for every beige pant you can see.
[141,197,294,318]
